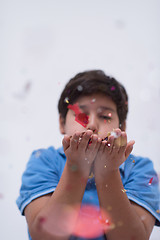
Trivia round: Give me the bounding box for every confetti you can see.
[91,98,96,103]
[77,85,83,91]
[72,205,111,238]
[121,188,127,193]
[109,223,115,230]
[41,203,79,237]
[110,86,115,91]
[13,80,32,99]
[156,210,160,214]
[110,131,119,138]
[0,193,4,199]
[70,165,78,172]
[88,172,94,179]
[132,160,135,163]
[148,177,153,185]
[64,97,69,103]
[35,150,41,158]
[68,103,89,127]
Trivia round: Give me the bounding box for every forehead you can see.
[75,93,117,111]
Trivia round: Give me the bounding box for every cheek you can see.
[65,116,85,135]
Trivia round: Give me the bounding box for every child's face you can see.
[59,93,122,139]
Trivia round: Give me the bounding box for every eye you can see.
[100,116,111,120]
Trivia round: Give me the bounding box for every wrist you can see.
[95,168,120,184]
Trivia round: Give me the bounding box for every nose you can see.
[87,114,98,134]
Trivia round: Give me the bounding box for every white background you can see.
[0,0,160,239]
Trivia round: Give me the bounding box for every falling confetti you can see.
[72,205,111,239]
[13,80,32,100]
[0,193,4,199]
[121,188,127,193]
[77,85,83,91]
[40,203,79,237]
[88,172,94,179]
[91,98,96,103]
[35,150,41,158]
[70,165,78,172]
[110,86,115,91]
[148,177,153,185]
[68,103,89,127]
[64,97,69,104]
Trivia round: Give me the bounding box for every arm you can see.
[24,130,101,240]
[94,129,155,240]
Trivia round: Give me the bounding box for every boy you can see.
[16,70,160,240]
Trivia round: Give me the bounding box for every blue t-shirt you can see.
[16,146,160,240]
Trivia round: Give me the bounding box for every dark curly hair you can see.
[58,70,128,129]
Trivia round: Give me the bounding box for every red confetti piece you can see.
[68,103,89,127]
[148,177,153,185]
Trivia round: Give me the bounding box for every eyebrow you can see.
[79,105,116,112]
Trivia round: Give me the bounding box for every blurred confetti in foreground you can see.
[13,80,32,100]
[72,205,111,238]
[0,193,4,199]
[40,204,111,238]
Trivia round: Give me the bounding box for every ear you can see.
[120,121,126,131]
[59,114,66,134]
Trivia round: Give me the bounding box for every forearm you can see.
[95,169,147,240]
[30,163,89,240]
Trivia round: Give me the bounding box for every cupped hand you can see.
[62,130,101,176]
[94,128,135,177]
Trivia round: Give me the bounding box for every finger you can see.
[70,132,81,150]
[106,135,114,154]
[118,132,127,154]
[62,135,71,151]
[113,131,122,152]
[79,130,93,151]
[98,140,107,155]
[125,140,135,159]
[87,136,101,156]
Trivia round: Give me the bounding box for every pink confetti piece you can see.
[110,86,115,91]
[0,193,4,199]
[72,205,111,238]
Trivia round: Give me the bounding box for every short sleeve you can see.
[124,156,160,226]
[16,146,63,215]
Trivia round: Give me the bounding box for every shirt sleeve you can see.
[124,156,160,226]
[16,147,61,215]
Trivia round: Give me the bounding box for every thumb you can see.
[62,135,71,152]
[125,140,135,159]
